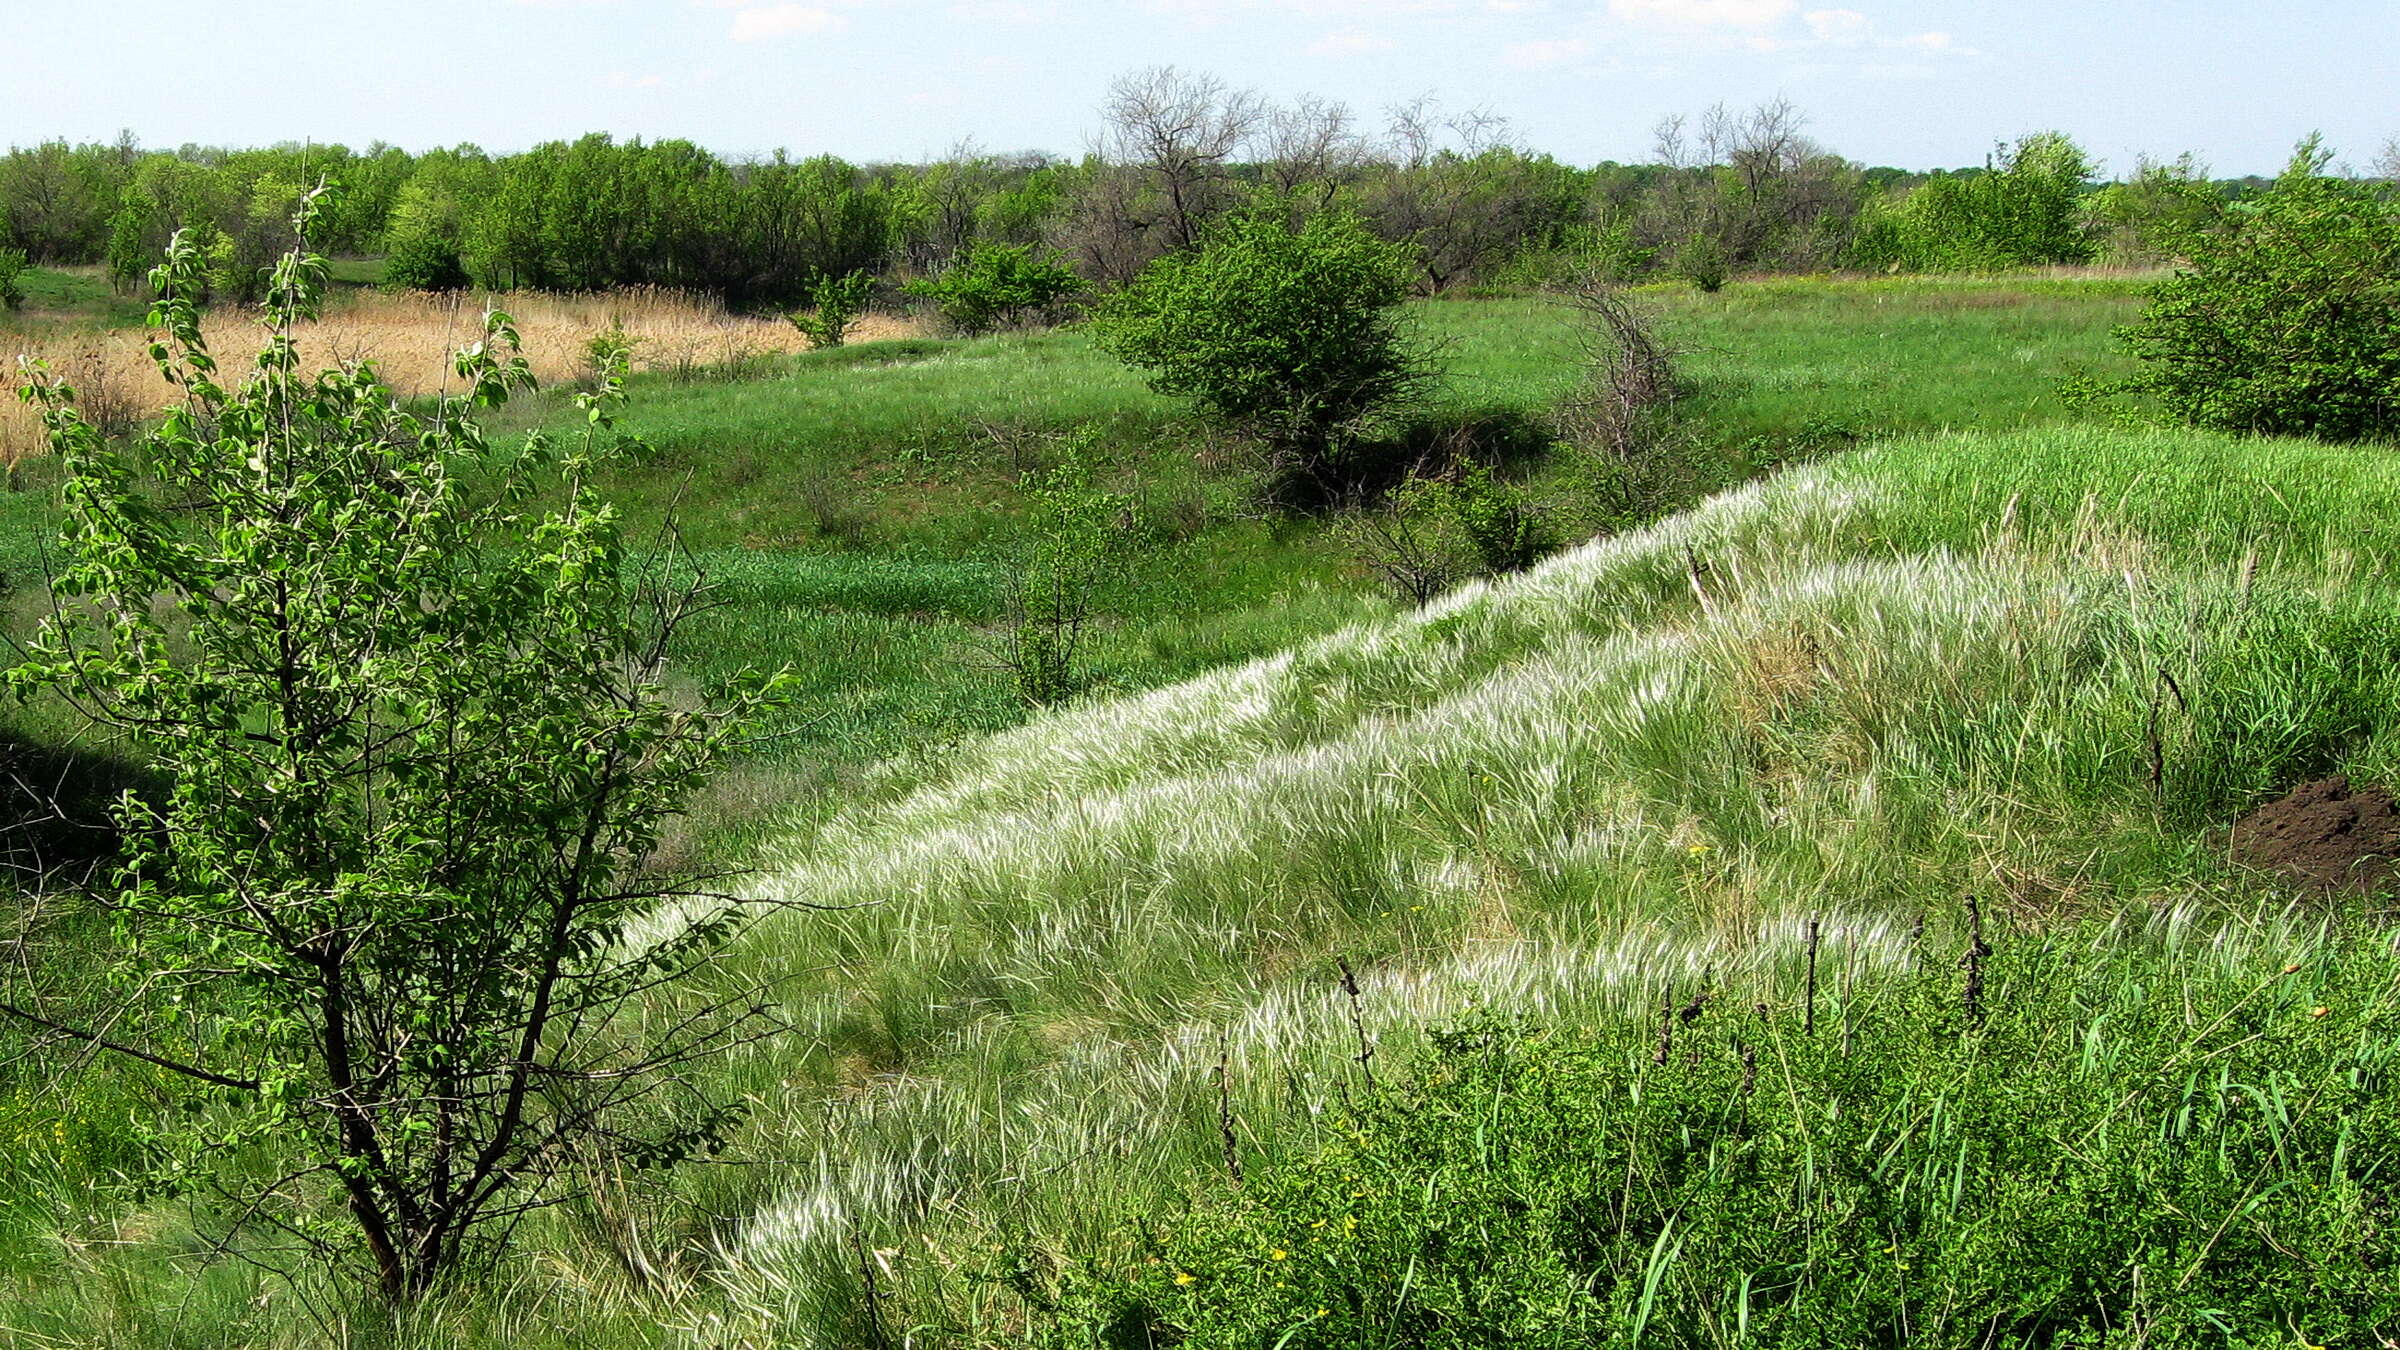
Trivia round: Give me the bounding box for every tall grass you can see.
[0,286,916,460]
[636,425,2400,1343]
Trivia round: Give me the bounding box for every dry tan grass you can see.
[3,288,925,461]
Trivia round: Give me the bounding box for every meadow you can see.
[16,265,2399,1348]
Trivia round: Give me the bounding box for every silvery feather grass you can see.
[13,423,2400,1346]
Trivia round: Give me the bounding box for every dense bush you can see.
[1853,132,2098,270]
[381,228,469,291]
[1053,932,2400,1348]
[904,243,1082,336]
[2115,139,2400,441]
[1093,210,1427,501]
[0,248,25,310]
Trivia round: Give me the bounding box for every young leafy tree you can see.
[1002,437,1138,705]
[4,190,793,1301]
[788,269,874,348]
[1092,209,1428,502]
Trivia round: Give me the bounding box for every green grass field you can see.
[477,275,2145,856]
[19,271,2383,1348]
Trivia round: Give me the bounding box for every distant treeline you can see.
[0,71,2362,310]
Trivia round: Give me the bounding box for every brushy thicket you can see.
[1051,932,2400,1349]
[2115,138,2400,441]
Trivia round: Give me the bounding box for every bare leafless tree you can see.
[1554,268,1694,519]
[1363,96,1551,292]
[1639,98,1863,272]
[2376,137,2400,182]
[1101,66,1263,251]
[1261,94,1366,215]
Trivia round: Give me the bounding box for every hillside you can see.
[656,424,2400,1341]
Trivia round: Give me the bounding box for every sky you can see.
[6,0,2395,176]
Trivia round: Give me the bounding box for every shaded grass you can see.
[0,266,146,328]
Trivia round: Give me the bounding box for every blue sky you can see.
[9,1,2394,175]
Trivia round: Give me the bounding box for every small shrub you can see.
[1338,475,1462,606]
[1092,210,1431,505]
[1003,436,1139,705]
[1341,461,1552,604]
[905,244,1083,337]
[2114,137,2400,441]
[1440,461,1553,575]
[788,270,875,349]
[1670,232,1728,292]
[583,321,640,388]
[0,249,27,311]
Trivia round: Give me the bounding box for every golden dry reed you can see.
[4,287,920,461]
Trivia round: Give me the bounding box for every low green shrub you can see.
[789,270,875,349]
[905,243,1082,337]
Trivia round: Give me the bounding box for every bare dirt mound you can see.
[2230,776,2400,895]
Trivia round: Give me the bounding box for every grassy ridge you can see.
[650,424,2400,1343]
[11,275,2290,1347]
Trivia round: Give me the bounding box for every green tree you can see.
[5,193,792,1301]
[2115,137,2400,440]
[1092,210,1428,500]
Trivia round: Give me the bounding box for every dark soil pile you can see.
[2229,776,2400,895]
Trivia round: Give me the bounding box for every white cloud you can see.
[1309,27,1399,55]
[726,3,847,39]
[947,0,1059,20]
[1149,0,1493,17]
[1606,0,1796,30]
[1503,36,1590,68]
[605,70,667,88]
[1800,7,1868,41]
[1737,8,1975,57]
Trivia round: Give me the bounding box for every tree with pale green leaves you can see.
[5,189,795,1302]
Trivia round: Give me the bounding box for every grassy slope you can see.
[532,276,2143,853]
[4,274,2226,1345]
[651,423,2400,1343]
